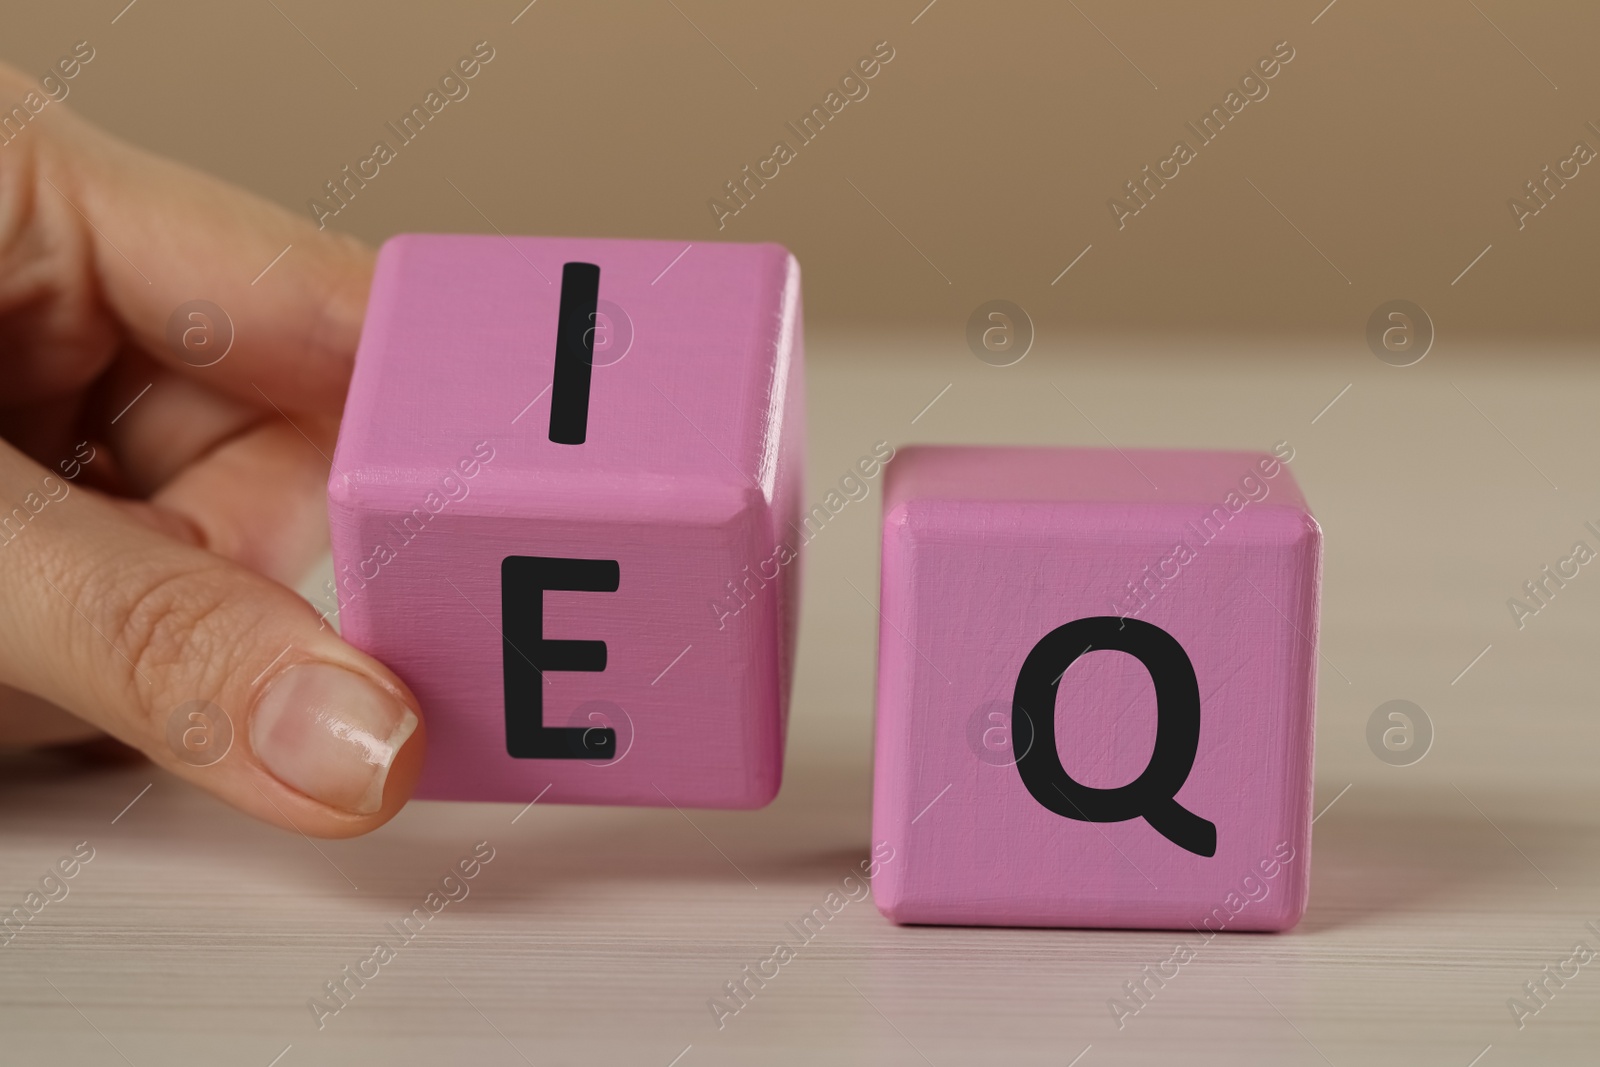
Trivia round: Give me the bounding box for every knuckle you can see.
[103,563,246,717]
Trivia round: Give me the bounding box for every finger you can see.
[0,394,89,469]
[23,363,332,582]
[0,440,425,837]
[0,686,101,748]
[1,63,374,415]
[149,412,338,586]
[90,348,258,496]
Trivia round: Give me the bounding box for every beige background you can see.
[6,0,1598,340]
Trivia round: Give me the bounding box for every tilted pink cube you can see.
[329,234,804,808]
[871,445,1320,929]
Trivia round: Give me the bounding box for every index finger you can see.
[7,63,374,415]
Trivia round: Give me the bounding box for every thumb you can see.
[0,446,425,837]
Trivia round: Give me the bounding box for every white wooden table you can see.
[2,340,1596,1065]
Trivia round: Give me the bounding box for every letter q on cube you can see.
[871,446,1321,929]
[329,235,804,808]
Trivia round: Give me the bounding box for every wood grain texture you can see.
[2,340,1597,1065]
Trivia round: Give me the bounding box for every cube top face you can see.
[882,444,1309,512]
[873,446,1320,930]
[329,234,804,810]
[334,234,801,514]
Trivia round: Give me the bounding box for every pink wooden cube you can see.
[871,445,1320,929]
[329,234,803,808]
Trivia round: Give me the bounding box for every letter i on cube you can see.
[871,446,1321,929]
[329,235,804,808]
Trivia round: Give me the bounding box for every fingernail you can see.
[251,662,418,815]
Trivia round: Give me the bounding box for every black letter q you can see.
[1012,617,1216,857]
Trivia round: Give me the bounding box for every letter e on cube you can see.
[330,235,804,808]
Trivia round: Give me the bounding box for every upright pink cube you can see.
[329,235,804,808]
[871,445,1320,929]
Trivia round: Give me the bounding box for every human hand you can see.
[0,62,424,836]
